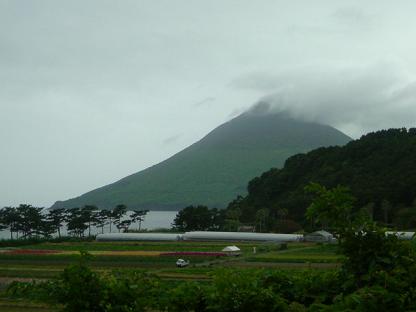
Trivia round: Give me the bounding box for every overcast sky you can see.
[1,1,416,208]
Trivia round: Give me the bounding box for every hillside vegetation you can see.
[52,112,350,210]
[234,128,416,230]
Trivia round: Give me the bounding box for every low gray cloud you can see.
[236,64,416,138]
[227,107,249,119]
[163,134,182,145]
[193,97,216,107]
[331,7,372,28]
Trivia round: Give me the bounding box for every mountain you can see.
[51,111,351,210]
[235,128,416,229]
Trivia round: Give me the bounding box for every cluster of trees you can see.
[0,204,148,239]
[172,205,264,232]
[172,205,226,231]
[223,128,416,231]
[9,184,416,311]
[172,201,301,233]
[172,202,298,233]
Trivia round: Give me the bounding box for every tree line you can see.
[0,204,148,239]
[172,204,296,233]
[173,129,416,234]
[172,205,251,232]
[222,128,416,232]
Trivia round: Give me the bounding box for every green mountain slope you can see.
[52,112,351,210]
[235,128,416,228]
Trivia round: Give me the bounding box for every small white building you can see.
[304,230,335,243]
[222,245,241,256]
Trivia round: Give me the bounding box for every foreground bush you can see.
[7,261,416,311]
[207,270,287,312]
[56,262,105,311]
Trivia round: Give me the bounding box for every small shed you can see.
[304,230,335,243]
[222,245,241,256]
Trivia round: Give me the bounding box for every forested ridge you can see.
[234,128,416,230]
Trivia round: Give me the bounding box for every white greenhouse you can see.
[96,233,183,241]
[95,231,303,242]
[183,231,303,242]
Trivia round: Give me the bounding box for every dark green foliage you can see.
[56,261,105,311]
[233,128,416,229]
[172,206,226,231]
[0,205,58,239]
[0,206,19,238]
[15,205,44,238]
[262,270,341,306]
[394,200,416,229]
[206,270,288,312]
[305,183,357,233]
[66,208,89,237]
[46,208,66,238]
[305,184,416,310]
[327,286,408,311]
[52,112,350,210]
[111,204,127,231]
[341,227,416,289]
[166,282,208,312]
[6,279,58,305]
[9,253,165,312]
[93,209,111,234]
[0,204,149,240]
[129,209,149,231]
[7,259,416,311]
[80,205,99,237]
[102,271,164,312]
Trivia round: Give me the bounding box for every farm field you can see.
[0,239,340,310]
